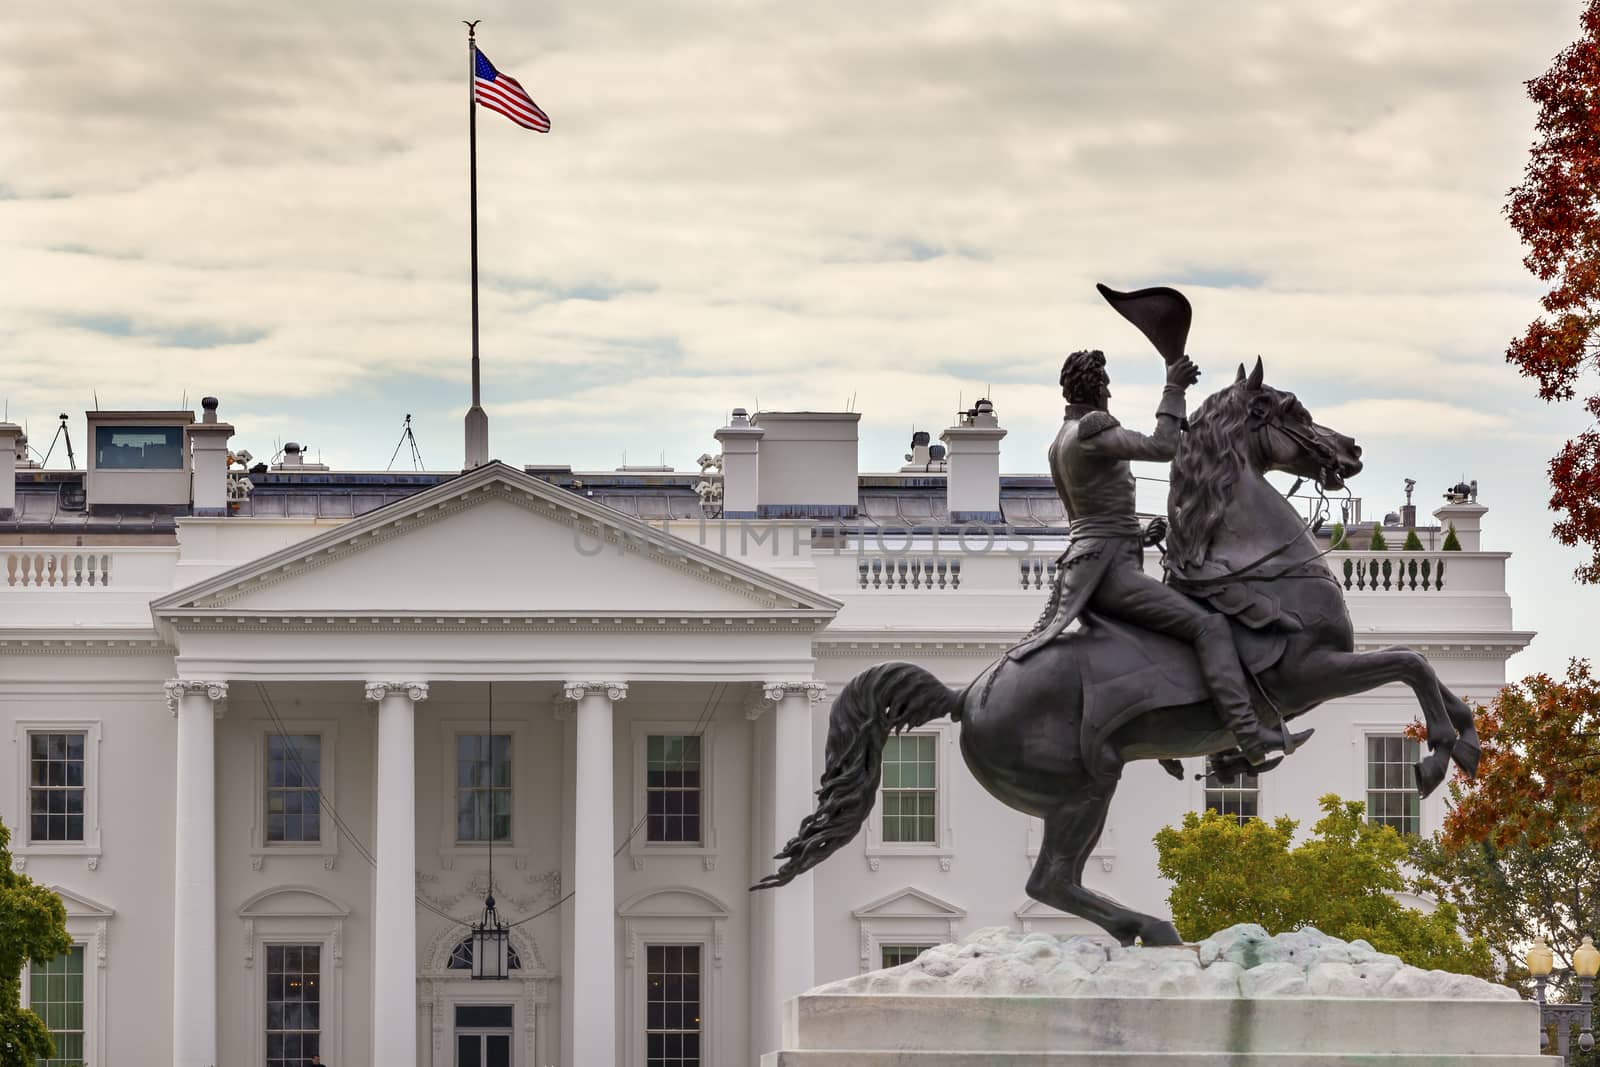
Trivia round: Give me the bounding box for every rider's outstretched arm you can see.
[1080,356,1197,462]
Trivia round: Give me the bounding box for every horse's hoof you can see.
[1139,921,1184,947]
[1414,747,1451,799]
[1452,738,1481,779]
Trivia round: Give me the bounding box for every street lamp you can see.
[1527,935,1598,1061]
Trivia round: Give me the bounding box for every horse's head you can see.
[1169,357,1364,569]
[1232,357,1363,490]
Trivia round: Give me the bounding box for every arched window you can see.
[447,936,522,971]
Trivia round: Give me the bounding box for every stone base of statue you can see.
[760,925,1543,1065]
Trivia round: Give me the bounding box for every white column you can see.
[564,680,627,1067]
[757,681,825,1052]
[165,679,226,1067]
[366,681,428,1066]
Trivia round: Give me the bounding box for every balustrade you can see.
[5,551,113,588]
[1336,552,1446,593]
[857,557,961,590]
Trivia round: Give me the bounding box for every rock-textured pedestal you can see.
[762,925,1543,1065]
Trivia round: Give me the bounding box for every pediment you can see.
[45,885,115,918]
[156,463,839,622]
[852,886,965,921]
[237,885,349,919]
[617,886,731,918]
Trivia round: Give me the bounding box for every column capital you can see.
[563,681,629,703]
[364,681,430,704]
[164,679,227,717]
[749,681,826,718]
[763,681,827,704]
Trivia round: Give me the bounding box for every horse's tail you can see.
[751,662,963,891]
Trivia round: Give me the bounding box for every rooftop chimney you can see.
[1435,480,1486,551]
[749,411,860,518]
[941,398,1006,524]
[0,421,20,519]
[901,430,947,473]
[712,408,764,518]
[187,397,234,516]
[271,442,329,472]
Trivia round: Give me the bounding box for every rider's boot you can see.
[1191,616,1311,767]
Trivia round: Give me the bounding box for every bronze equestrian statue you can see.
[754,284,1481,948]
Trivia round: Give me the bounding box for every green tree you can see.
[1154,796,1492,976]
[1329,522,1349,550]
[1441,523,1463,551]
[0,817,70,1066]
[1410,663,1600,992]
[1368,526,1389,550]
[1402,530,1424,551]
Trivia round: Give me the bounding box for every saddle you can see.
[1064,610,1289,785]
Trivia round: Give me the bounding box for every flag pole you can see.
[463,19,489,468]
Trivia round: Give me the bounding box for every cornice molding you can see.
[0,630,172,656]
[158,610,833,635]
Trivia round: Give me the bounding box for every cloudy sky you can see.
[1,1,1592,678]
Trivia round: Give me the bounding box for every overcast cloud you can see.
[0,0,1592,677]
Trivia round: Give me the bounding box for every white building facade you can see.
[0,402,1530,1067]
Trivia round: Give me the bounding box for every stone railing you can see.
[1333,552,1447,592]
[5,551,114,588]
[857,557,962,590]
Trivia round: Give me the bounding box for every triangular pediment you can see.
[45,886,115,918]
[155,463,839,622]
[852,886,966,921]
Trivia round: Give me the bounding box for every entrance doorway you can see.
[455,1004,513,1067]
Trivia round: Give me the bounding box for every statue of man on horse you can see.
[1007,285,1311,770]
[755,284,1483,948]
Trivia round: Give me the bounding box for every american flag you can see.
[474,49,550,132]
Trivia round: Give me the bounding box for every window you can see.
[447,936,522,971]
[93,425,184,469]
[645,944,701,1067]
[29,732,85,843]
[646,735,702,844]
[1367,735,1421,836]
[266,734,321,844]
[456,734,511,843]
[30,945,84,1067]
[265,944,320,1067]
[881,733,937,844]
[1203,770,1259,824]
[879,944,928,968]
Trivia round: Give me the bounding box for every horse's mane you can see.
[1167,382,1256,571]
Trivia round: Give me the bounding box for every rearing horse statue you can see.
[754,355,1480,947]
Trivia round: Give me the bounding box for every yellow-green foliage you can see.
[1153,795,1492,977]
[0,818,71,1067]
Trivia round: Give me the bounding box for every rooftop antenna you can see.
[41,413,76,470]
[387,413,426,471]
[93,389,100,411]
[181,390,188,410]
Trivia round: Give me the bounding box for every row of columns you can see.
[164,675,820,1067]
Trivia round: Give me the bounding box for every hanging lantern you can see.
[471,894,510,981]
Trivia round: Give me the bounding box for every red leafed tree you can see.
[1506,1,1600,582]
[1408,663,1600,983]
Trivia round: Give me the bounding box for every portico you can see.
[150,463,839,1066]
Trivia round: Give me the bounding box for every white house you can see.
[0,399,1530,1067]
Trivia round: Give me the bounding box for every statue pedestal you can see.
[760,926,1543,1065]
[761,993,1544,1064]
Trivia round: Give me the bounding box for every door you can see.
[455,1004,513,1067]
